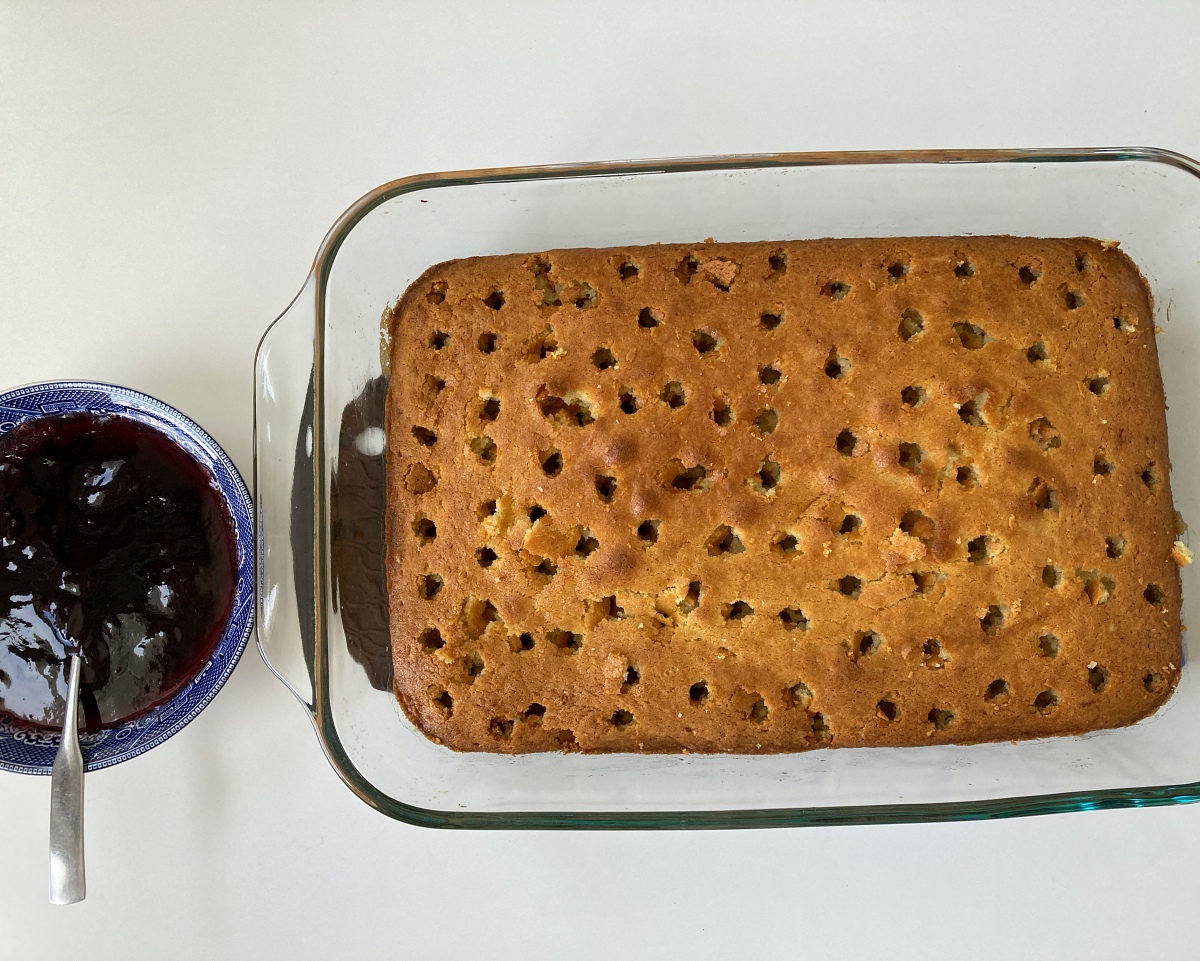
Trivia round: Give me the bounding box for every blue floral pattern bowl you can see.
[0,382,253,774]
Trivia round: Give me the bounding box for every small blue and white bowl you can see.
[0,381,254,774]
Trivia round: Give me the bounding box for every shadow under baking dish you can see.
[255,148,1200,827]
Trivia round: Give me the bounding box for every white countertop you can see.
[4,3,1200,957]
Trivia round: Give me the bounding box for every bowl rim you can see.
[0,379,254,774]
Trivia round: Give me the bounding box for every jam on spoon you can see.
[0,412,237,732]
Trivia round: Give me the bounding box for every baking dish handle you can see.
[253,278,318,714]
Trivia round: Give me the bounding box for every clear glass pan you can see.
[255,148,1200,827]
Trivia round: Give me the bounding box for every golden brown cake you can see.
[384,237,1182,754]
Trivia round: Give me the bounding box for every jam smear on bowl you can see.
[0,413,237,732]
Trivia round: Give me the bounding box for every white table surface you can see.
[4,2,1200,957]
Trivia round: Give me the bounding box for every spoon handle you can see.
[49,654,85,904]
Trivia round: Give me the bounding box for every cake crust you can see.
[385,237,1181,754]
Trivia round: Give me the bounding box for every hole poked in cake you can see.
[1145,672,1165,693]
[778,606,809,631]
[984,679,1010,703]
[787,682,813,710]
[747,698,769,723]
[1018,264,1041,286]
[754,408,779,434]
[821,280,851,300]
[517,632,535,652]
[1087,663,1110,693]
[588,594,626,623]
[463,651,485,681]
[616,259,639,280]
[1144,583,1166,606]
[689,680,709,704]
[419,627,444,651]
[523,703,547,724]
[953,259,975,278]
[958,392,988,428]
[711,394,734,427]
[534,558,558,580]
[706,524,744,556]
[768,249,788,275]
[1087,375,1111,397]
[838,513,862,535]
[922,638,948,668]
[618,388,642,415]
[469,436,498,465]
[956,464,980,490]
[475,546,498,569]
[928,708,955,731]
[1106,535,1127,559]
[412,514,437,544]
[901,385,927,408]
[877,699,900,722]
[477,332,498,354]
[772,532,800,554]
[980,604,1008,635]
[759,310,783,331]
[835,575,862,599]
[749,459,781,495]
[853,630,882,659]
[674,255,699,284]
[539,449,563,477]
[638,307,663,329]
[1114,314,1136,333]
[721,600,754,622]
[1033,689,1059,714]
[1038,633,1060,658]
[592,347,618,371]
[429,330,450,351]
[621,665,640,692]
[887,260,909,280]
[660,381,687,410]
[1042,564,1062,589]
[658,460,709,492]
[1028,417,1061,451]
[1140,463,1161,491]
[759,365,782,387]
[952,322,991,350]
[911,571,944,595]
[479,396,501,422]
[1064,289,1085,310]
[824,350,850,380]
[411,425,437,447]
[547,629,583,653]
[574,528,600,559]
[1026,341,1049,365]
[609,709,634,728]
[426,281,448,305]
[537,391,595,428]
[483,290,505,311]
[1028,477,1059,512]
[525,326,561,362]
[574,283,598,309]
[637,519,661,544]
[1094,454,1114,478]
[595,473,617,502]
[897,442,924,474]
[488,717,514,740]
[967,535,999,564]
[528,504,547,525]
[692,329,721,356]
[678,580,702,616]
[810,712,832,741]
[899,510,935,545]
[433,690,453,717]
[419,573,444,599]
[1075,250,1090,274]
[835,428,858,456]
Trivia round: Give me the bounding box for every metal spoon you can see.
[49,653,85,904]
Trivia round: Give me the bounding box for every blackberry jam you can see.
[0,413,237,732]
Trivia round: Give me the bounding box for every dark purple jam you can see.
[0,413,237,732]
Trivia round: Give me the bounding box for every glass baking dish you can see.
[254,148,1200,828]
